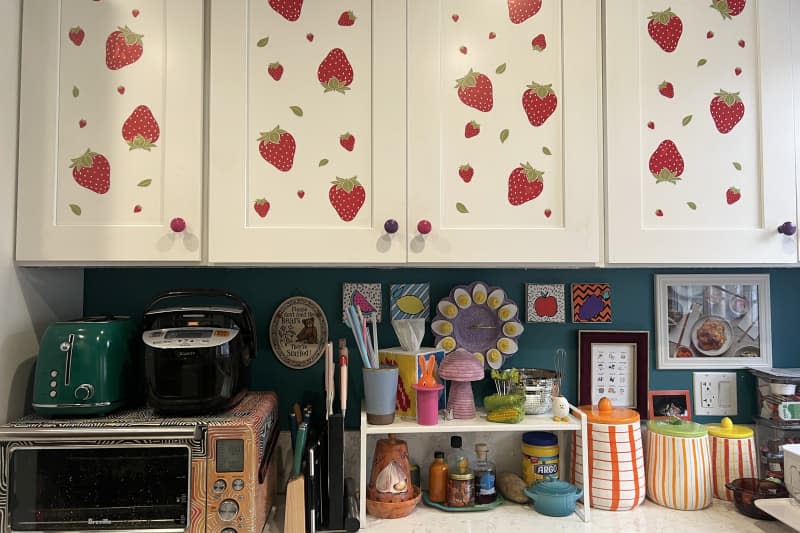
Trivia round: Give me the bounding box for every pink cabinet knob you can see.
[384,219,399,234]
[170,217,186,233]
[778,221,797,236]
[417,219,432,235]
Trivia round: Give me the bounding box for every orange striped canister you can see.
[706,417,758,501]
[571,398,646,511]
[645,419,712,510]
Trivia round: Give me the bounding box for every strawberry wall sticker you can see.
[131,9,140,18]
[531,34,546,51]
[69,149,110,194]
[459,46,468,55]
[268,62,283,80]
[508,0,541,24]
[338,11,356,26]
[458,163,473,183]
[342,283,382,322]
[117,85,126,95]
[390,283,430,321]
[726,186,741,204]
[122,105,159,150]
[522,82,557,126]
[133,204,142,213]
[68,26,84,46]
[647,8,682,52]
[526,283,565,323]
[658,81,674,98]
[329,176,365,221]
[464,121,481,138]
[544,208,552,217]
[254,198,270,218]
[649,140,684,184]
[455,69,493,112]
[258,125,296,171]
[78,119,86,128]
[105,26,143,70]
[710,0,746,19]
[508,163,543,205]
[318,48,353,94]
[710,90,744,133]
[269,0,303,21]
[571,283,612,323]
[451,14,460,22]
[339,132,355,151]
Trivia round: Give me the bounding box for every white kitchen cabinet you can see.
[16,0,203,263]
[606,0,798,264]
[406,0,602,264]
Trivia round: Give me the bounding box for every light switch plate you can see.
[693,372,738,416]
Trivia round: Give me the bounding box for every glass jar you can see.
[447,467,475,507]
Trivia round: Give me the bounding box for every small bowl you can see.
[728,296,750,317]
[770,383,797,396]
[366,486,422,519]
[726,478,788,520]
[735,345,760,358]
[675,345,693,358]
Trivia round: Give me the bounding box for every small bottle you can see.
[473,443,497,504]
[447,435,466,471]
[427,451,448,503]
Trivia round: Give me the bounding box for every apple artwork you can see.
[534,292,558,317]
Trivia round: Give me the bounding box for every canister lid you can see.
[706,417,753,438]
[449,468,474,481]
[522,431,557,447]
[647,418,707,437]
[527,478,579,496]
[580,397,640,424]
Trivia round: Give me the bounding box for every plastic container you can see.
[726,478,788,520]
[706,417,758,501]
[521,431,559,485]
[754,417,800,479]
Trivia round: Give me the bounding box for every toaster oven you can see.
[0,392,278,533]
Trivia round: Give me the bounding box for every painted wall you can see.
[83,266,799,429]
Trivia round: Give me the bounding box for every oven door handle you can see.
[0,425,201,441]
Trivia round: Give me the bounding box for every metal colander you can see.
[518,368,557,415]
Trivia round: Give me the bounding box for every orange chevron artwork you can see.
[572,283,612,323]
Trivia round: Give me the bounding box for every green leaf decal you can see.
[733,162,742,171]
[697,58,707,67]
[257,37,269,47]
[495,63,507,74]
[456,202,469,213]
[687,201,697,210]
[72,85,79,98]
[69,204,81,215]
[542,146,552,156]
[500,129,509,143]
[319,159,329,167]
[137,179,152,187]
[290,106,303,117]
[682,115,693,126]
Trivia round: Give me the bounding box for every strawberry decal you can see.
[458,164,474,183]
[269,0,303,21]
[647,8,682,53]
[258,125,296,171]
[268,62,283,81]
[318,48,354,94]
[710,90,744,133]
[69,149,110,194]
[105,26,143,70]
[710,0,746,19]
[122,105,159,150]
[507,0,541,24]
[455,69,493,112]
[464,120,481,138]
[254,198,271,218]
[658,80,674,98]
[339,132,355,151]
[522,82,557,126]
[329,176,365,222]
[507,163,543,205]
[649,140,685,183]
[338,11,356,26]
[69,26,85,46]
[531,33,546,51]
[726,186,741,205]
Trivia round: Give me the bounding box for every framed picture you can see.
[578,330,649,418]
[655,274,772,369]
[648,390,691,420]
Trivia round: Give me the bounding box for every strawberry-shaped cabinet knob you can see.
[170,217,186,233]
[417,219,432,235]
[778,221,797,236]
[384,219,399,234]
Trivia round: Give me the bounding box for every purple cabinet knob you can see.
[170,217,186,233]
[383,219,399,234]
[778,221,797,236]
[417,219,432,235]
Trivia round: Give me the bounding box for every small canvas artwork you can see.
[572,283,612,323]
[390,283,431,321]
[342,283,382,322]
[526,283,565,323]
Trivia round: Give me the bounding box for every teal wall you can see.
[83,267,800,429]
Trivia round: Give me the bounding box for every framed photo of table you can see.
[578,330,649,418]
[655,274,771,369]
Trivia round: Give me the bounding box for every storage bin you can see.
[706,417,757,501]
[754,417,800,480]
[750,368,800,422]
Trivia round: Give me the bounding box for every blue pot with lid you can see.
[523,478,583,517]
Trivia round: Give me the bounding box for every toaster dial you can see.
[74,383,95,401]
[218,499,238,521]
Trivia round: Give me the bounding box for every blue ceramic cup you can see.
[363,367,398,425]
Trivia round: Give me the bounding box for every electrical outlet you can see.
[694,372,737,415]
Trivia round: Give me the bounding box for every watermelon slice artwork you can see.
[353,290,376,314]
[342,282,382,322]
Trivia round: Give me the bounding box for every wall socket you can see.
[693,372,738,416]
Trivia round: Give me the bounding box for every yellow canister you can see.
[521,431,559,485]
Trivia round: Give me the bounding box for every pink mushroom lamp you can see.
[437,348,485,419]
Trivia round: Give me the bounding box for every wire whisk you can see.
[553,347,566,397]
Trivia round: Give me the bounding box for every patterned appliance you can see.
[646,418,712,510]
[0,391,278,533]
[706,417,758,501]
[571,397,645,510]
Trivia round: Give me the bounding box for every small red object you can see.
[417,219,432,235]
[170,217,186,233]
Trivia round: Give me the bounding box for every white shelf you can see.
[754,497,800,530]
[361,409,581,434]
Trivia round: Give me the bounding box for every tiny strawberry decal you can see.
[452,14,460,22]
[507,0,542,24]
[458,164,474,183]
[658,80,674,98]
[338,11,356,26]
[269,0,303,21]
[459,46,468,55]
[655,209,664,216]
[258,125,295,171]
[507,163,543,205]
[465,120,481,138]
[647,121,655,129]
[105,26,143,70]
[69,26,85,46]
[455,70,493,112]
[329,176,365,221]
[738,39,746,48]
[78,119,87,128]
[488,31,496,39]
[132,9,140,17]
[122,105,159,150]
[710,90,745,133]
[726,186,741,204]
[544,208,552,218]
[133,204,142,213]
[531,33,546,51]
[306,33,314,42]
[318,48,354,94]
[707,31,714,39]
[69,148,110,194]
[649,140,684,184]
[734,67,742,76]
[710,0,746,19]
[522,82,557,126]
[339,132,355,151]
[117,85,126,95]
[268,62,283,81]
[297,190,305,199]
[254,198,271,218]
[647,8,682,53]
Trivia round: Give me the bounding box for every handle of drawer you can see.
[417,219,432,235]
[778,221,797,236]
[383,219,399,234]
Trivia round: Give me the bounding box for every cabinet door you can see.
[407,0,601,264]
[16,0,203,263]
[606,0,797,264]
[208,0,405,264]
